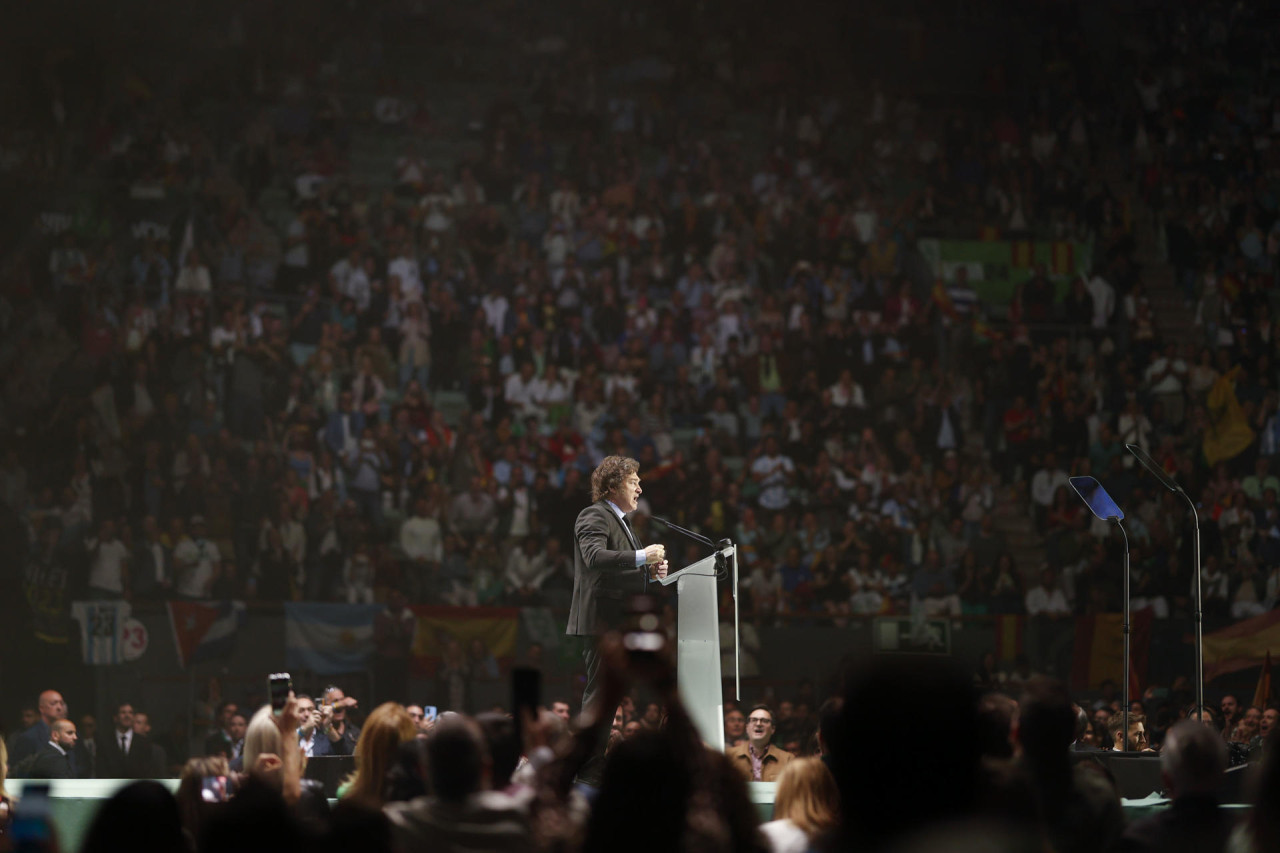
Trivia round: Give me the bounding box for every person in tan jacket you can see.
[726,704,795,782]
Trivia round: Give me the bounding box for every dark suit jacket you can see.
[29,743,77,779]
[96,731,157,778]
[9,722,50,765]
[304,730,350,757]
[204,730,234,758]
[566,501,650,636]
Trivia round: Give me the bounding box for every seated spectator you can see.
[724,708,747,748]
[1025,567,1071,618]
[758,757,840,853]
[914,548,961,616]
[1108,714,1152,752]
[1119,722,1231,852]
[726,704,795,782]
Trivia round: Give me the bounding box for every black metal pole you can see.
[1116,519,1131,753]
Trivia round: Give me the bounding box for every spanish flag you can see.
[1206,610,1280,682]
[409,605,520,676]
[1070,608,1152,694]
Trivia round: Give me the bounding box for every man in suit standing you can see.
[566,456,668,718]
[96,702,153,778]
[10,690,69,770]
[28,720,80,779]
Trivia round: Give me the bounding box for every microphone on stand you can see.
[651,515,717,548]
[1125,443,1204,720]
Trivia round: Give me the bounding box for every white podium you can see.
[658,543,737,749]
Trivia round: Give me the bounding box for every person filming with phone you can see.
[320,686,362,754]
[294,694,348,757]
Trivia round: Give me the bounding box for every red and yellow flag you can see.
[1206,610,1280,682]
[409,606,520,676]
[1070,609,1152,693]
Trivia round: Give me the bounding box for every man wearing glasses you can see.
[726,704,795,781]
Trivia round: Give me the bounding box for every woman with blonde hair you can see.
[243,705,285,770]
[241,703,303,803]
[759,757,840,853]
[339,702,416,807]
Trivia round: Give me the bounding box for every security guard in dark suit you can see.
[28,720,81,779]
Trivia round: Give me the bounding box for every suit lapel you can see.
[603,501,640,549]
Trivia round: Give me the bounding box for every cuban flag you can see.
[168,600,247,668]
[285,603,380,675]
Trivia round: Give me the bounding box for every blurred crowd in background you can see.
[0,0,1279,717]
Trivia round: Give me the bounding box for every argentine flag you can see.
[285,603,381,675]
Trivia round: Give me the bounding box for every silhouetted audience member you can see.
[384,716,532,852]
[1118,721,1231,853]
[831,657,994,851]
[81,780,186,853]
[1015,678,1123,853]
[476,712,522,792]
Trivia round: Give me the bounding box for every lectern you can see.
[658,543,737,749]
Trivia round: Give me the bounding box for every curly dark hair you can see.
[591,456,639,503]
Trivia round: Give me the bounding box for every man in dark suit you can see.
[566,456,668,717]
[28,720,81,779]
[10,690,70,771]
[96,702,155,778]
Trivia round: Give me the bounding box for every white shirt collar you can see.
[605,500,628,520]
[49,741,67,756]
